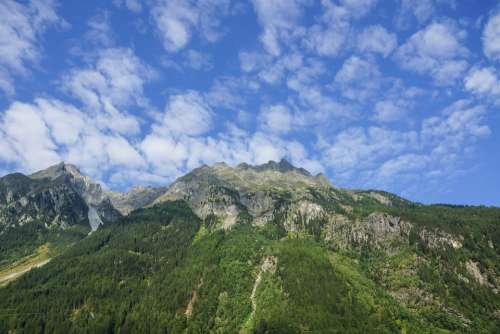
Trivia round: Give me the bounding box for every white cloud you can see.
[184,50,213,70]
[422,100,490,150]
[206,77,250,110]
[464,67,500,103]
[395,21,468,85]
[285,59,353,126]
[139,92,324,182]
[259,104,293,134]
[259,53,303,84]
[114,0,143,12]
[0,101,60,171]
[483,10,500,61]
[0,98,146,177]
[152,0,198,52]
[324,127,418,176]
[105,136,145,168]
[62,48,154,135]
[36,99,86,146]
[304,0,377,57]
[140,135,189,170]
[85,12,114,47]
[357,25,397,57]
[0,0,62,95]
[376,154,429,180]
[305,4,351,57]
[339,0,378,18]
[396,0,435,27]
[322,98,489,188]
[160,91,214,136]
[373,99,408,122]
[251,0,307,56]
[152,0,232,52]
[334,56,381,100]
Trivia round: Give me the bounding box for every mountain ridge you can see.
[0,160,498,333]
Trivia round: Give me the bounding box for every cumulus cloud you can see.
[395,21,469,85]
[305,0,378,57]
[324,127,418,177]
[62,48,155,135]
[305,4,351,57]
[0,101,60,171]
[251,0,307,56]
[0,98,147,176]
[396,0,435,27]
[395,0,456,29]
[482,10,500,61]
[85,12,114,47]
[0,0,62,95]
[259,104,293,134]
[464,67,500,103]
[334,56,382,100]
[113,0,143,12]
[152,0,232,52]
[376,154,429,180]
[340,0,379,18]
[357,25,397,57]
[184,50,213,70]
[323,99,489,189]
[160,91,214,136]
[373,99,409,122]
[138,88,324,181]
[422,100,490,151]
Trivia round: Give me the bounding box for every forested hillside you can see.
[0,161,498,333]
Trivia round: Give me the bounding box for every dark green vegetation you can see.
[0,161,498,333]
[0,197,498,333]
[0,164,121,267]
[0,173,88,266]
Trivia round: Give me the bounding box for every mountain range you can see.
[0,160,498,333]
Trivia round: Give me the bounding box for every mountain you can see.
[107,186,167,215]
[0,160,498,333]
[0,163,122,267]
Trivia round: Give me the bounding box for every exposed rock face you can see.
[154,159,333,228]
[465,259,498,293]
[0,162,121,233]
[418,228,463,250]
[0,179,88,230]
[365,212,412,240]
[107,186,167,215]
[1,160,472,257]
[152,160,469,256]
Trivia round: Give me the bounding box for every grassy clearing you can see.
[0,244,51,287]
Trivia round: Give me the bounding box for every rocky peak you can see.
[237,159,311,176]
[153,160,336,230]
[30,162,83,181]
[1,163,121,232]
[107,186,167,215]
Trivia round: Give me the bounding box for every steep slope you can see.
[107,186,167,215]
[155,159,335,228]
[30,162,121,229]
[0,160,498,333]
[0,202,435,333]
[0,163,121,267]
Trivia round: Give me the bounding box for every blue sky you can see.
[0,0,499,205]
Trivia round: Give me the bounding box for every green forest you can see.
[0,199,498,333]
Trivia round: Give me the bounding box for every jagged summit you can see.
[153,159,337,229]
[30,161,83,181]
[107,186,168,215]
[236,159,311,176]
[1,162,120,232]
